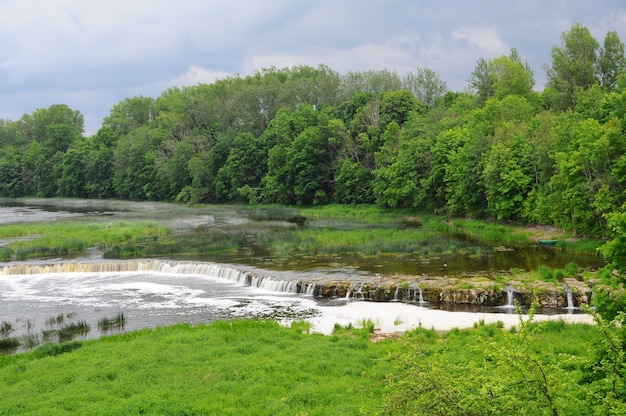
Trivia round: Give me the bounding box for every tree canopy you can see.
[1,24,626,265]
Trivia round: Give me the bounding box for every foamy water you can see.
[0,265,594,344]
[310,301,594,335]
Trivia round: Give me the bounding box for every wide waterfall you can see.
[0,259,332,352]
[0,260,305,294]
[0,258,596,354]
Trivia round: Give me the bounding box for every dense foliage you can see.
[1,25,626,264]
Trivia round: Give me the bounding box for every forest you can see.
[1,24,626,265]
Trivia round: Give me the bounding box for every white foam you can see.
[309,301,595,335]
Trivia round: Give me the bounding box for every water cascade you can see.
[417,286,425,303]
[562,283,576,311]
[501,286,516,309]
[0,260,588,310]
[0,260,308,295]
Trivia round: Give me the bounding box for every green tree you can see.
[492,48,536,101]
[598,31,626,92]
[483,122,534,220]
[0,146,23,197]
[103,96,156,136]
[83,131,116,199]
[113,127,162,200]
[403,67,448,107]
[215,132,266,202]
[57,147,87,197]
[545,23,599,110]
[339,69,403,99]
[468,57,495,104]
[469,49,536,104]
[333,158,374,204]
[380,90,422,127]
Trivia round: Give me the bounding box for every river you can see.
[0,199,600,352]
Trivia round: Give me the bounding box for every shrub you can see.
[565,262,579,276]
[538,265,555,282]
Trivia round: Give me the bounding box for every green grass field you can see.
[0,316,620,415]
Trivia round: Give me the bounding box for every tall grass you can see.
[0,221,167,260]
[0,319,605,415]
[447,218,530,245]
[0,320,397,415]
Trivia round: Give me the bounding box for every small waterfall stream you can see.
[562,283,576,311]
[499,286,516,310]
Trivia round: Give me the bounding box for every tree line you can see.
[0,24,625,243]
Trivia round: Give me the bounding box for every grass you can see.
[0,320,397,415]
[0,318,607,415]
[0,221,167,260]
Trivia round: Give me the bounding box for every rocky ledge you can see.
[291,275,592,309]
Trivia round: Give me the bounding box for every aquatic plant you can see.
[98,312,127,332]
[20,334,40,350]
[0,337,19,353]
[58,320,91,342]
[0,321,14,337]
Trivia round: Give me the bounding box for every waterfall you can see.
[305,283,316,296]
[354,283,365,300]
[500,286,515,308]
[562,283,576,310]
[393,285,399,301]
[0,260,307,296]
[417,287,425,303]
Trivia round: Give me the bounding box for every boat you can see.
[538,239,558,246]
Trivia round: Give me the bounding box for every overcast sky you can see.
[1,1,625,135]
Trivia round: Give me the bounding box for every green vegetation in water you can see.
[559,238,605,255]
[98,312,127,333]
[0,321,14,337]
[442,218,530,245]
[0,221,167,260]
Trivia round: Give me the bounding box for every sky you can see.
[1,1,625,135]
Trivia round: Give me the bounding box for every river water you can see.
[0,200,601,351]
[0,265,321,341]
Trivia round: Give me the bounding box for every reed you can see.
[98,312,127,332]
[58,320,91,342]
[0,321,13,337]
[538,265,556,282]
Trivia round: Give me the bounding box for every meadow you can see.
[0,314,621,415]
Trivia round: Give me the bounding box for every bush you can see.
[538,265,555,282]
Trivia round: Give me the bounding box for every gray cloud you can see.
[0,0,624,135]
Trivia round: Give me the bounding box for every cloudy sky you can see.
[1,0,625,135]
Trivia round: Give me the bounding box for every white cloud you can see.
[451,25,509,56]
[169,66,234,87]
[0,0,625,133]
